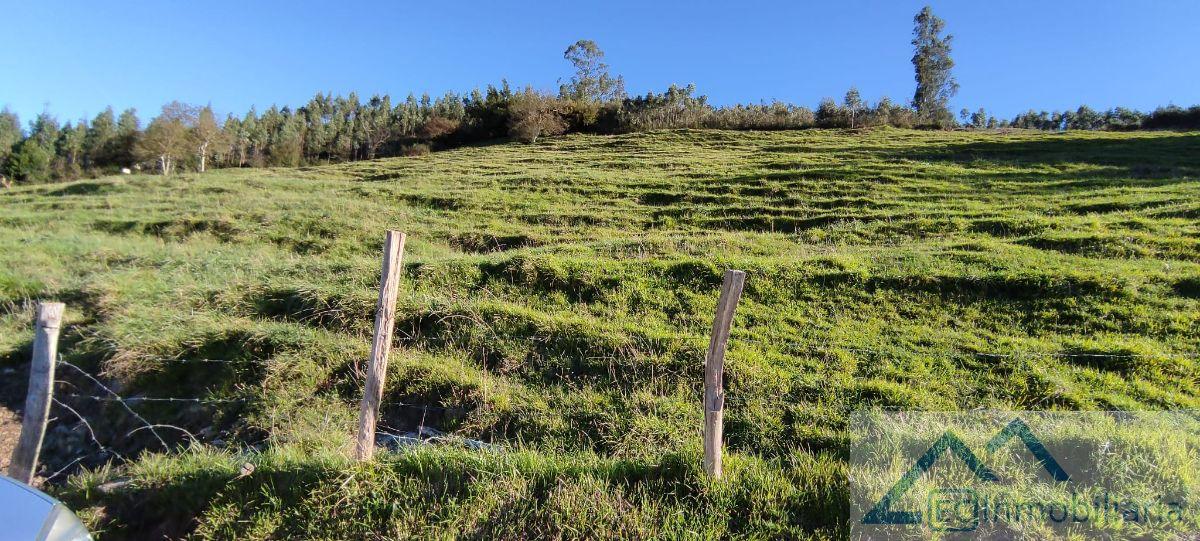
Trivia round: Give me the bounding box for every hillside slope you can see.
[2,128,1199,539]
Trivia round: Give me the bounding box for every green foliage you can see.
[559,39,626,105]
[911,6,958,127]
[508,88,567,143]
[1005,104,1200,132]
[4,113,61,183]
[193,106,223,172]
[4,136,53,182]
[113,108,140,167]
[0,107,21,167]
[815,93,915,129]
[135,102,193,175]
[84,107,118,168]
[1144,104,1200,130]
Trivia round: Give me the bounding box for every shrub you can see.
[815,98,848,128]
[705,103,815,130]
[615,84,711,132]
[401,143,431,157]
[1143,105,1200,131]
[420,116,460,139]
[508,89,567,143]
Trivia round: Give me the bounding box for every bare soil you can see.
[0,366,27,474]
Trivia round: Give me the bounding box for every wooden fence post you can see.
[356,231,407,461]
[9,302,65,484]
[703,270,745,480]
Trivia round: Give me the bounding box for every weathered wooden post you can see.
[9,302,65,484]
[703,270,745,480]
[356,231,406,461]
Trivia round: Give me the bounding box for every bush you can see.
[1143,105,1200,130]
[508,89,567,143]
[401,143,431,157]
[615,84,710,132]
[815,98,848,128]
[4,140,53,183]
[561,99,603,131]
[705,103,815,130]
[420,116,460,139]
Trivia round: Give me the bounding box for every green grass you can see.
[2,127,1199,538]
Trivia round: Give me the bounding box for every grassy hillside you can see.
[2,128,1199,539]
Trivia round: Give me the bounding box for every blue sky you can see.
[2,0,1198,126]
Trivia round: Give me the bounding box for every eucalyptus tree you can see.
[560,40,625,103]
[911,6,958,127]
[844,87,865,128]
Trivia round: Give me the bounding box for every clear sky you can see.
[2,0,1198,126]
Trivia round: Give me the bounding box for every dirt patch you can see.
[0,406,19,473]
[0,366,26,473]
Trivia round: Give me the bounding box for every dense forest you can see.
[2,6,1198,185]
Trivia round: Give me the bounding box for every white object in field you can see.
[0,475,92,541]
[120,168,132,175]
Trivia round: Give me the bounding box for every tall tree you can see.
[911,6,958,127]
[193,105,223,172]
[969,108,988,129]
[27,113,60,148]
[84,107,117,167]
[300,93,332,162]
[4,139,53,183]
[239,108,261,166]
[219,113,243,167]
[269,114,304,167]
[559,40,625,104]
[137,102,194,175]
[359,94,393,159]
[0,108,20,172]
[56,120,87,175]
[844,87,865,128]
[113,108,140,167]
[5,114,58,182]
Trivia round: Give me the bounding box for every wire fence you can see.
[41,355,498,480]
[731,338,1200,360]
[31,335,1200,482]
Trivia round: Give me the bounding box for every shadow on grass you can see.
[56,448,847,540]
[894,133,1200,182]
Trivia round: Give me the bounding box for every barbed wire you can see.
[39,335,1197,482]
[387,401,459,416]
[728,338,1200,360]
[145,357,255,364]
[57,393,250,405]
[103,355,266,365]
[44,357,258,481]
[50,396,127,464]
[57,359,168,449]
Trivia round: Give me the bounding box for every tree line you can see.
[2,6,1197,185]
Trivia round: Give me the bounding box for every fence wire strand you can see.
[36,337,1200,483]
[57,359,168,449]
[57,392,249,405]
[730,338,1200,360]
